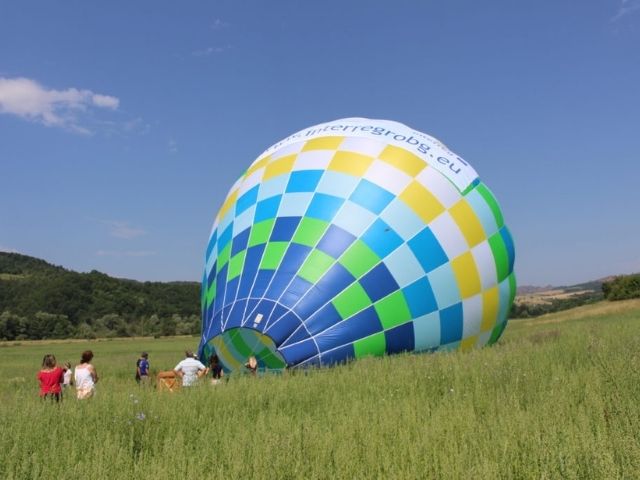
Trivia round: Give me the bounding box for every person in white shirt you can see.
[174,351,207,387]
[75,350,98,399]
[62,362,73,388]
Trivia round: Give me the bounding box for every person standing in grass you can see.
[75,350,98,399]
[245,356,258,376]
[174,350,207,387]
[209,354,224,385]
[136,352,150,386]
[37,354,65,402]
[62,362,73,389]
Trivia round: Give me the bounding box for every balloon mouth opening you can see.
[204,327,287,373]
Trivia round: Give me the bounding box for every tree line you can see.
[3,252,639,338]
[0,252,201,341]
[509,292,602,319]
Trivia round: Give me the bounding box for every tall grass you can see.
[1,301,639,479]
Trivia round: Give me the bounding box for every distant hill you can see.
[516,278,610,297]
[513,274,640,318]
[516,285,555,295]
[0,252,200,340]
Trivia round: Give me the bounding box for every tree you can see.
[146,314,161,337]
[602,274,640,301]
[159,315,177,336]
[75,322,96,339]
[0,311,28,340]
[94,314,130,337]
[31,312,72,339]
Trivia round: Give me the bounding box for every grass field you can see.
[1,300,639,479]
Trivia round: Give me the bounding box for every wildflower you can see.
[135,412,146,421]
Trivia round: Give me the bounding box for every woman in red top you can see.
[37,354,65,402]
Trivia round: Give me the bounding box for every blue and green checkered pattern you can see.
[199,128,515,370]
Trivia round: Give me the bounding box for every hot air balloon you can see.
[198,118,515,371]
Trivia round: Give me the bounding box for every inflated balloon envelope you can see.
[199,118,516,371]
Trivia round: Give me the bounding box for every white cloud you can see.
[211,18,229,30]
[192,45,231,57]
[169,138,178,153]
[102,220,146,239]
[123,117,150,134]
[612,0,640,22]
[96,250,156,257]
[0,77,120,133]
[91,93,119,109]
[0,245,18,253]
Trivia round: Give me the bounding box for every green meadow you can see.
[1,300,639,479]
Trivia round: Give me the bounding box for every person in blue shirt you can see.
[136,352,150,386]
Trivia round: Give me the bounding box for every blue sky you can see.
[1,0,639,286]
